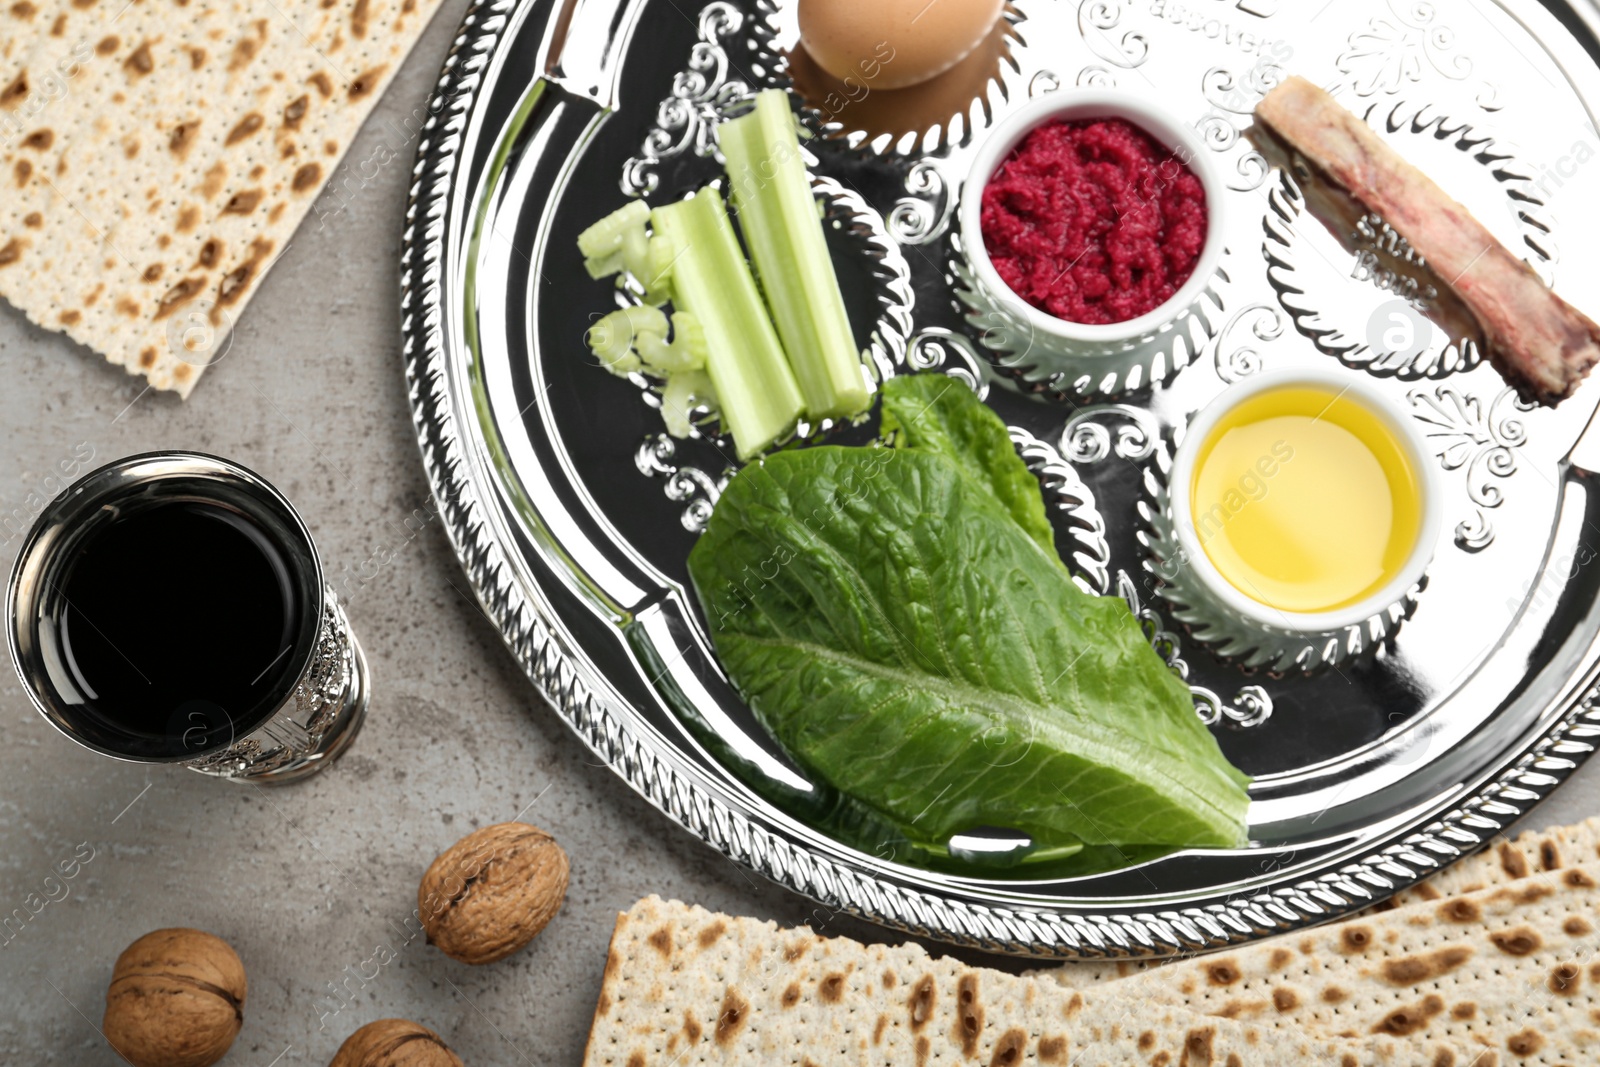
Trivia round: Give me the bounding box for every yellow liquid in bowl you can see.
[1188,386,1423,614]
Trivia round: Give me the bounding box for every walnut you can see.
[329,1019,463,1066]
[418,822,569,965]
[102,928,245,1067]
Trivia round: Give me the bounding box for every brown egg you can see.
[797,0,1005,91]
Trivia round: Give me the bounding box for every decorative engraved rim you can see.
[401,0,1600,958]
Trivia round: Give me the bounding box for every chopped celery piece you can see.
[642,235,678,304]
[619,304,668,338]
[584,251,622,280]
[621,223,651,281]
[637,311,707,374]
[661,370,718,438]
[577,200,650,260]
[586,307,665,376]
[720,89,872,421]
[650,188,803,459]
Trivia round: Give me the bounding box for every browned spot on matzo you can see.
[1506,1028,1543,1056]
[124,40,152,75]
[169,120,199,159]
[1381,946,1474,984]
[222,188,263,215]
[348,64,387,99]
[713,987,747,1046]
[908,975,933,1030]
[1,73,28,107]
[957,974,983,1056]
[1371,995,1444,1036]
[1550,963,1582,993]
[1499,842,1529,878]
[154,277,205,319]
[1340,926,1373,953]
[292,162,322,192]
[1207,960,1241,986]
[989,1027,1026,1067]
[686,920,720,949]
[1489,927,1542,956]
[226,112,264,146]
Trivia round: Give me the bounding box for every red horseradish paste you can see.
[979,117,1209,325]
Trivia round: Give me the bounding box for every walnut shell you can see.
[102,928,246,1067]
[329,1018,463,1067]
[417,822,569,965]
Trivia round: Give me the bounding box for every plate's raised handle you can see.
[542,0,653,108]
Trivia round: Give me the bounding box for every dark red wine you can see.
[51,500,308,758]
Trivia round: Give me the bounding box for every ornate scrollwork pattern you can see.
[1410,386,1535,552]
[887,161,952,247]
[1213,303,1284,384]
[1063,405,1162,465]
[1336,0,1473,97]
[905,328,987,396]
[621,2,750,196]
[1078,0,1149,70]
[1074,66,1114,89]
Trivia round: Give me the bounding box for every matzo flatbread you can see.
[0,0,443,394]
[1044,817,1600,992]
[1045,862,1600,1064]
[584,896,1473,1066]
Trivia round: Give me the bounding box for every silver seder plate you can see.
[402,0,1600,956]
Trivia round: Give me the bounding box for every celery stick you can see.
[650,189,803,459]
[577,200,650,260]
[720,90,871,421]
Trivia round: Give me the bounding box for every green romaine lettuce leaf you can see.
[688,444,1251,853]
[878,374,1059,558]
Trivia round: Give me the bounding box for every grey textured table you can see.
[4,6,1600,1061]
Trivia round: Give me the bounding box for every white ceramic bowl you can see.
[1166,366,1444,636]
[957,88,1230,358]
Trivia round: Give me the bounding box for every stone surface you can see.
[3,4,1600,1063]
